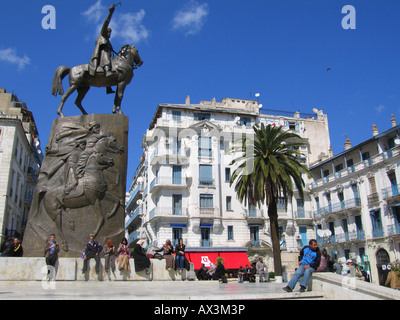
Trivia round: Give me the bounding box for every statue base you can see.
[23,114,128,257]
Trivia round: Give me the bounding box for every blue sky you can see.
[1,0,400,188]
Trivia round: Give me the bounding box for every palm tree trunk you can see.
[268,200,282,276]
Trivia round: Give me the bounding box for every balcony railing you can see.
[149,207,188,220]
[125,206,143,229]
[310,146,400,189]
[296,209,313,219]
[315,198,361,218]
[372,228,384,238]
[150,176,188,191]
[198,178,214,186]
[387,224,400,236]
[382,185,400,199]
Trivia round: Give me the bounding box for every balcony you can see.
[367,193,380,206]
[150,176,188,193]
[125,183,144,211]
[125,206,143,229]
[199,207,216,216]
[310,145,400,189]
[387,223,400,236]
[372,228,384,238]
[295,209,314,223]
[314,198,361,219]
[150,148,189,165]
[349,230,365,241]
[382,184,400,202]
[198,178,215,187]
[149,207,188,224]
[245,208,265,224]
[335,232,350,243]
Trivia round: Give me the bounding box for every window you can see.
[326,193,332,212]
[299,226,307,247]
[239,117,252,127]
[199,164,213,185]
[225,168,231,182]
[172,228,182,246]
[338,192,344,208]
[277,197,286,211]
[201,228,210,247]
[172,139,181,155]
[226,196,232,211]
[250,226,259,247]
[342,219,349,241]
[249,204,257,217]
[199,136,212,157]
[351,184,359,199]
[370,209,383,237]
[347,158,354,172]
[228,226,234,240]
[172,110,181,121]
[335,163,343,172]
[200,194,213,208]
[315,197,320,212]
[172,194,182,215]
[194,113,210,121]
[388,172,398,196]
[172,166,182,184]
[297,199,305,218]
[388,137,395,149]
[289,122,298,131]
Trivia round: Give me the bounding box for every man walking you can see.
[44,234,60,280]
[283,239,321,293]
[256,257,269,282]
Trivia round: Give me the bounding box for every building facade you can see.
[125,97,331,273]
[0,88,43,248]
[309,117,400,285]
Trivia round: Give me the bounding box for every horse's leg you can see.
[57,84,77,117]
[75,86,90,115]
[103,191,123,219]
[113,81,126,114]
[43,193,69,251]
[91,198,105,238]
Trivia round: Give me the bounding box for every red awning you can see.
[188,252,220,270]
[218,252,250,270]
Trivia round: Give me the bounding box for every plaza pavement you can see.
[0,279,324,300]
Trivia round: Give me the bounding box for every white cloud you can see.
[82,0,149,44]
[172,0,209,35]
[0,48,30,70]
[375,104,385,113]
[82,0,104,24]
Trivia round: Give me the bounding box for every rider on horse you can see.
[88,4,119,94]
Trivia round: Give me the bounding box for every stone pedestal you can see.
[0,257,195,281]
[23,114,128,257]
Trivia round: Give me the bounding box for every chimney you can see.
[344,137,352,150]
[391,114,396,127]
[329,145,333,157]
[372,124,379,136]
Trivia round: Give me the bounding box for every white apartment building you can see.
[125,97,331,273]
[0,89,43,248]
[309,116,400,285]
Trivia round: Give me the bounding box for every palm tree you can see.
[229,123,311,276]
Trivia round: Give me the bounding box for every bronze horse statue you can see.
[51,44,143,117]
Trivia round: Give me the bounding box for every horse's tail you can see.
[51,66,70,96]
